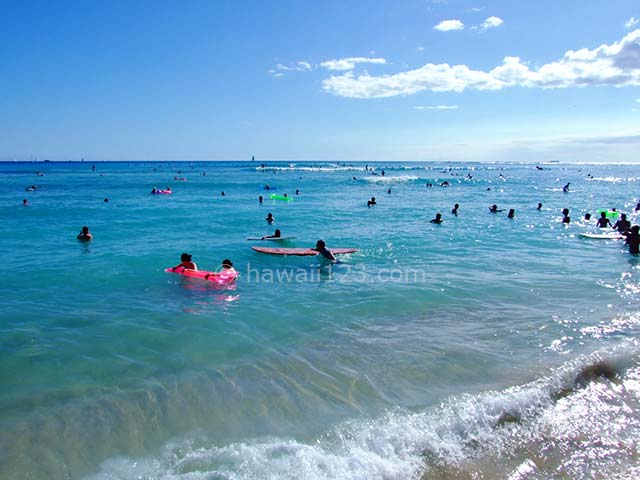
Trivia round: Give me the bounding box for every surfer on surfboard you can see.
[313,240,337,263]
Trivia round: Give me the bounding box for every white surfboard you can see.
[246,236,297,241]
[579,232,624,240]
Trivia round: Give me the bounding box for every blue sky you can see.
[1,0,639,162]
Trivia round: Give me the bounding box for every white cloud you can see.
[626,17,639,29]
[268,61,312,77]
[434,19,465,31]
[412,105,459,110]
[322,29,640,98]
[417,46,425,52]
[481,16,503,29]
[320,57,387,71]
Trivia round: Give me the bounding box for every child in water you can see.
[172,253,197,271]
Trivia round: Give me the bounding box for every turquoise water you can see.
[2,161,640,479]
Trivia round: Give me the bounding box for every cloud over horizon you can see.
[322,29,640,98]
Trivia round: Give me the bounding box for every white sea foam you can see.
[85,344,640,480]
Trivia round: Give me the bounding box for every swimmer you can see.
[104,198,109,203]
[296,189,300,195]
[221,259,236,272]
[77,226,92,241]
[22,199,29,206]
[626,225,640,254]
[314,240,337,263]
[584,213,592,221]
[259,195,263,204]
[636,202,640,212]
[172,253,197,271]
[388,188,391,194]
[596,211,613,228]
[151,187,157,194]
[266,212,274,224]
[563,182,570,193]
[452,203,459,216]
[489,204,504,213]
[507,209,515,219]
[537,202,543,210]
[221,191,225,196]
[562,208,570,224]
[367,197,377,207]
[263,229,282,239]
[430,213,443,224]
[613,213,631,233]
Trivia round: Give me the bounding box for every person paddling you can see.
[314,240,337,263]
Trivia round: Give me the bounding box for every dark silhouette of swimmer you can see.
[430,213,443,224]
[507,209,515,219]
[596,212,613,228]
[22,198,29,206]
[636,202,640,212]
[367,197,377,207]
[626,225,640,254]
[562,208,570,224]
[563,182,570,193]
[259,195,263,204]
[613,214,631,233]
[489,204,504,213]
[263,229,282,239]
[314,240,337,263]
[537,202,543,210]
[584,213,592,220]
[266,212,274,224]
[77,226,92,241]
[452,203,459,215]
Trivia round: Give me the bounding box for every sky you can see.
[1,0,639,162]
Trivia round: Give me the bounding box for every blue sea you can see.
[2,161,640,479]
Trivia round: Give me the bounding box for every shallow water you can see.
[1,161,640,479]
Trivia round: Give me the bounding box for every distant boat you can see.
[252,155,255,161]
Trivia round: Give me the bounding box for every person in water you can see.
[563,182,570,193]
[537,202,543,210]
[430,213,443,224]
[314,240,337,263]
[266,212,274,224]
[77,226,92,241]
[562,208,571,224]
[22,198,29,206]
[626,225,640,254]
[259,195,263,204]
[596,212,613,228]
[452,203,459,216]
[172,253,197,271]
[489,204,504,213]
[367,197,377,207]
[221,259,236,272]
[613,213,631,233]
[584,213,592,220]
[151,187,157,194]
[507,209,515,219]
[263,229,282,239]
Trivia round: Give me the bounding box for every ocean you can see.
[1,160,639,479]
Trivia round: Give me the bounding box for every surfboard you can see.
[252,246,357,256]
[579,232,624,240]
[165,267,238,283]
[246,236,297,241]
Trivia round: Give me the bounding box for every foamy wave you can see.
[86,343,640,480]
[363,175,419,184]
[255,165,368,173]
[589,176,640,183]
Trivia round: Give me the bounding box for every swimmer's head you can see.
[181,253,192,262]
[316,240,326,249]
[222,259,233,269]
